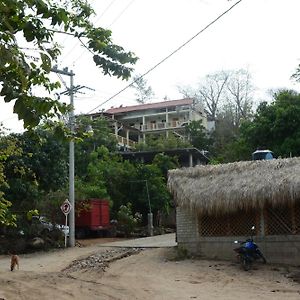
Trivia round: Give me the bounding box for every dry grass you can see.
[168,157,300,214]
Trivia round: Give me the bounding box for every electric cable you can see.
[108,0,135,27]
[72,0,135,63]
[86,0,243,114]
[61,0,117,61]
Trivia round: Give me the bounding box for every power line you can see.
[86,0,243,114]
[72,0,135,63]
[95,0,118,23]
[62,0,134,63]
[108,0,135,27]
[60,0,117,61]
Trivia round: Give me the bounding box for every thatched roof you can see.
[168,157,300,215]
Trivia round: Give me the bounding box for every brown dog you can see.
[10,254,19,271]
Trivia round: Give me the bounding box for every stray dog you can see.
[10,254,19,271]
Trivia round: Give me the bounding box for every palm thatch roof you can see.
[168,157,300,215]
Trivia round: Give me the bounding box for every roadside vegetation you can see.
[2,87,300,251]
[1,1,300,253]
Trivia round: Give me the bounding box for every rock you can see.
[29,237,45,248]
[63,247,142,273]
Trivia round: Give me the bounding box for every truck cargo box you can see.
[75,199,110,238]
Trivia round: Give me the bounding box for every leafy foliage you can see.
[0,0,137,129]
[135,134,191,151]
[117,203,142,236]
[74,116,118,178]
[185,120,211,150]
[0,130,20,226]
[73,144,174,219]
[1,127,68,227]
[239,90,300,158]
[212,89,300,162]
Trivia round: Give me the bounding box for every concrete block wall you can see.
[176,207,199,253]
[196,236,300,265]
[257,235,300,265]
[177,208,300,265]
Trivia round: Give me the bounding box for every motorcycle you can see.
[233,226,266,271]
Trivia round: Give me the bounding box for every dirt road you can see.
[0,238,300,299]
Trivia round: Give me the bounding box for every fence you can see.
[199,202,300,237]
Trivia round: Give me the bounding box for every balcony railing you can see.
[114,134,137,148]
[141,121,187,131]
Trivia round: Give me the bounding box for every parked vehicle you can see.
[75,199,113,238]
[252,149,275,160]
[233,226,266,271]
[32,216,69,236]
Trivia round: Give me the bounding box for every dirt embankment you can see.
[1,244,300,300]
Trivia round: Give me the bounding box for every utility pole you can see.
[51,66,85,247]
[68,70,75,248]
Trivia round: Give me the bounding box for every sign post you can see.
[60,199,72,248]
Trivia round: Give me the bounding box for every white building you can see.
[100,98,209,148]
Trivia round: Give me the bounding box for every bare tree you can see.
[225,69,254,127]
[177,85,199,99]
[131,74,155,104]
[178,71,229,121]
[177,69,255,127]
[197,71,229,120]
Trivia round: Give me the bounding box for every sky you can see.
[1,0,300,132]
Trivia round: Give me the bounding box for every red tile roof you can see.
[105,98,194,114]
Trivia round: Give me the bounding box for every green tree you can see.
[117,203,141,236]
[0,0,137,129]
[3,128,68,213]
[239,90,300,158]
[152,153,179,178]
[75,146,174,220]
[133,163,172,216]
[0,129,21,226]
[75,148,110,201]
[135,134,191,151]
[74,116,118,178]
[185,120,211,150]
[77,146,136,216]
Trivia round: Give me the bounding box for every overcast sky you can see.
[1,0,300,132]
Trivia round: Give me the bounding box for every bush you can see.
[117,203,141,237]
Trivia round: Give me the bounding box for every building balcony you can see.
[114,134,137,148]
[140,121,187,132]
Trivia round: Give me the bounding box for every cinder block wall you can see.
[176,207,199,253]
[177,207,300,265]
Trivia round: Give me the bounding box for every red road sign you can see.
[61,199,72,215]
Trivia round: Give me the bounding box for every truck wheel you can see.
[75,228,86,239]
[96,230,104,237]
[108,227,117,237]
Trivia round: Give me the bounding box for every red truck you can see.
[75,199,112,239]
